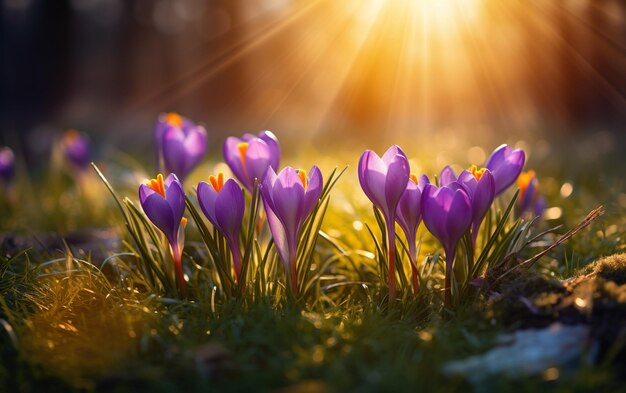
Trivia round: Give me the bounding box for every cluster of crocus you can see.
[359,144,526,305]
[139,173,187,290]
[516,170,546,219]
[63,129,91,172]
[141,126,325,297]
[155,113,208,183]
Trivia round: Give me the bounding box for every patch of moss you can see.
[584,253,626,285]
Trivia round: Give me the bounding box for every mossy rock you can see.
[578,253,626,285]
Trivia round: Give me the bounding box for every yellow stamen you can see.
[297,169,307,190]
[181,217,187,228]
[209,172,224,192]
[468,164,487,181]
[237,142,249,166]
[164,112,183,127]
[409,174,418,184]
[147,174,166,197]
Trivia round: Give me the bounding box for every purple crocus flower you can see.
[63,130,91,171]
[156,113,208,183]
[260,165,323,295]
[396,174,429,296]
[223,131,280,192]
[457,166,495,247]
[139,173,187,290]
[516,170,546,219]
[0,147,15,184]
[485,144,525,196]
[197,173,245,282]
[358,145,410,301]
[422,182,472,306]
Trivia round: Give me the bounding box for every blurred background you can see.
[1,0,625,155]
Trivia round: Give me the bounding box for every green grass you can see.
[1,135,625,392]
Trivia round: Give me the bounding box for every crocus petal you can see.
[422,185,451,248]
[263,200,290,267]
[445,189,473,246]
[534,196,547,217]
[381,145,405,165]
[457,170,477,194]
[223,137,247,186]
[214,179,244,242]
[139,185,176,242]
[258,131,280,170]
[472,171,495,219]
[358,150,389,212]
[272,168,305,243]
[162,127,190,180]
[485,144,526,196]
[384,154,410,217]
[197,181,219,225]
[302,165,323,220]
[417,174,430,190]
[164,174,185,223]
[485,144,508,169]
[396,180,422,240]
[518,177,537,214]
[439,166,457,186]
[183,126,208,163]
[245,138,273,186]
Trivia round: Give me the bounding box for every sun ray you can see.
[126,0,327,114]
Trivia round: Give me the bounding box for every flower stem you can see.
[444,246,456,307]
[230,239,242,284]
[172,248,186,294]
[289,254,299,296]
[409,241,420,297]
[387,220,397,302]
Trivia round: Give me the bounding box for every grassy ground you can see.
[0,132,625,392]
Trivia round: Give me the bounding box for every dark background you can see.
[2,0,625,155]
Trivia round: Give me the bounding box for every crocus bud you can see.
[516,170,546,219]
[457,165,495,246]
[422,182,472,306]
[358,145,410,301]
[156,113,207,183]
[0,146,15,184]
[197,173,245,281]
[63,130,91,171]
[485,144,525,196]
[139,173,187,289]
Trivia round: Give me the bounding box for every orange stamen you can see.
[209,172,224,192]
[468,164,487,181]
[409,174,418,184]
[297,169,307,190]
[181,217,187,228]
[237,142,249,166]
[147,174,166,197]
[164,112,183,127]
[517,170,537,198]
[64,129,79,143]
